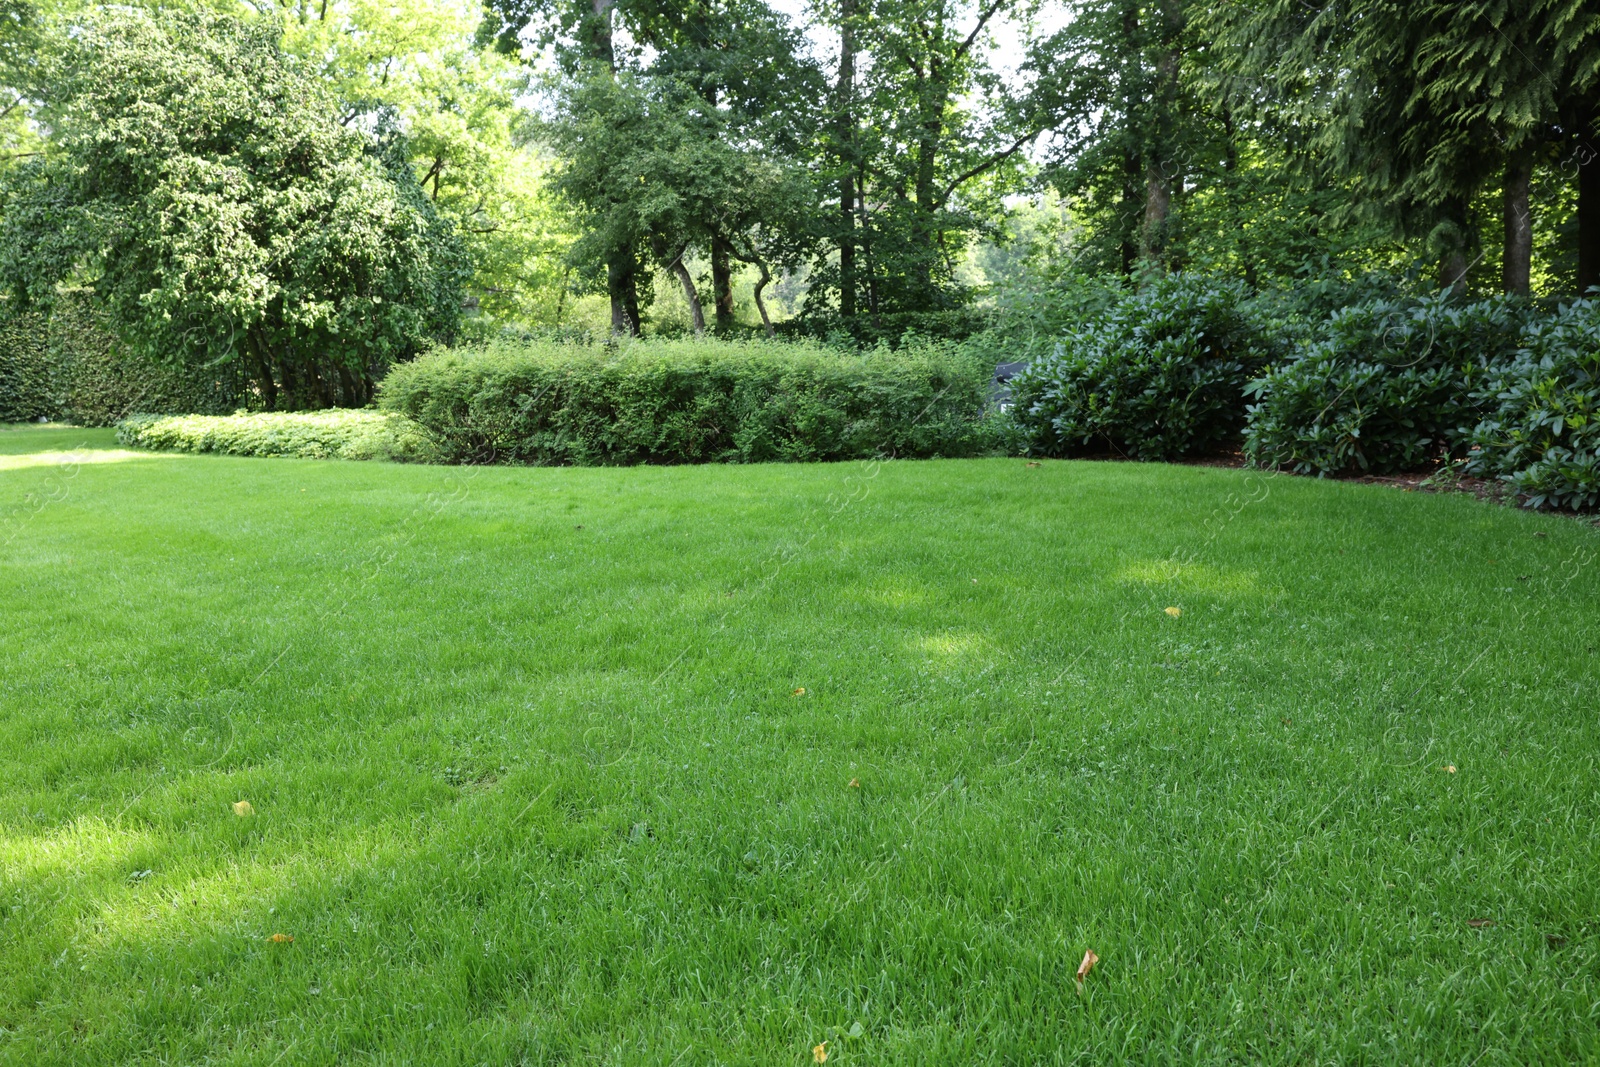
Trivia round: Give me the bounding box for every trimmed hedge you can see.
[1243,294,1528,475]
[117,409,431,461]
[1009,275,1272,461]
[1,292,241,425]
[1466,298,1600,510]
[378,338,993,465]
[0,307,55,422]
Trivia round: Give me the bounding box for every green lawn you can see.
[2,422,1597,1065]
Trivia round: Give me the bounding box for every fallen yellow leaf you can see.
[848,778,860,789]
[813,1041,828,1063]
[232,800,254,817]
[268,933,293,944]
[792,687,806,697]
[1164,606,1181,617]
[1075,948,1099,992]
[1445,765,1457,774]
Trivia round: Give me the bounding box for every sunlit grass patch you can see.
[0,424,1596,1064]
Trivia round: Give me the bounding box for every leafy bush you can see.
[117,409,432,461]
[378,337,991,465]
[1244,294,1529,475]
[1008,275,1271,460]
[1465,299,1600,510]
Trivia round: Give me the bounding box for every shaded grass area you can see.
[1,422,1597,1065]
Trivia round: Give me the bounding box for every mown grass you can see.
[1,421,1597,1065]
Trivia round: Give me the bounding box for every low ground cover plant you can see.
[1008,275,1272,460]
[379,336,993,464]
[117,409,431,461]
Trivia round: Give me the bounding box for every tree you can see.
[0,10,466,408]
[1205,0,1600,296]
[832,0,1049,313]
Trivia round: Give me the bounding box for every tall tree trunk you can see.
[589,0,639,335]
[1119,1,1142,276]
[248,329,277,412]
[669,250,706,335]
[1502,149,1533,297]
[1138,8,1180,280]
[1580,109,1600,295]
[1438,195,1471,295]
[911,68,945,297]
[730,243,775,338]
[587,0,615,71]
[607,258,641,337]
[835,0,858,317]
[711,236,735,332]
[1139,168,1171,277]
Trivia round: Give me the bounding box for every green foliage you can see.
[1243,294,1529,475]
[1467,299,1600,509]
[0,10,467,409]
[272,0,574,328]
[1009,275,1271,460]
[379,337,991,464]
[117,409,433,462]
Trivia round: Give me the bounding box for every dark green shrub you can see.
[2,292,242,425]
[778,309,988,349]
[1244,294,1529,475]
[1008,274,1271,460]
[378,337,990,465]
[117,409,431,461]
[1466,299,1600,510]
[50,293,243,425]
[0,305,55,422]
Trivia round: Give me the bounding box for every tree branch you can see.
[932,128,1039,210]
[955,0,1009,62]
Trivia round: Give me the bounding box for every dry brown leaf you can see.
[1075,948,1098,991]
[848,778,860,789]
[1467,919,1496,928]
[232,800,254,817]
[813,1041,828,1063]
[1026,461,1041,468]
[268,933,293,944]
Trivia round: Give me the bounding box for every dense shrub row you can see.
[379,337,993,465]
[117,410,430,461]
[1,293,241,424]
[1005,277,1599,509]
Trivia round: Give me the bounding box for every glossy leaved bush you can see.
[1466,298,1600,510]
[1008,274,1272,461]
[1243,294,1530,475]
